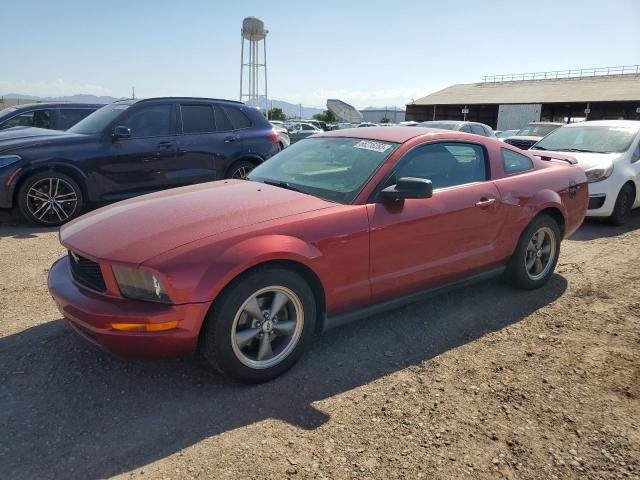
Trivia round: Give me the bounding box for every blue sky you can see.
[1,0,639,109]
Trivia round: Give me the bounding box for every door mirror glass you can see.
[112,125,131,139]
[380,177,433,201]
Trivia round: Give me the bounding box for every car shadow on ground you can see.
[0,274,567,479]
[569,209,640,241]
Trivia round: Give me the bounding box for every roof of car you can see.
[114,97,247,106]
[7,102,103,111]
[318,126,453,143]
[557,119,640,128]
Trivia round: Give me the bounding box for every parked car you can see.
[48,126,588,383]
[417,120,496,138]
[0,102,101,131]
[289,119,326,131]
[504,122,563,150]
[269,121,290,149]
[285,122,322,144]
[495,129,519,141]
[530,120,640,225]
[357,122,378,127]
[337,122,355,129]
[0,97,280,225]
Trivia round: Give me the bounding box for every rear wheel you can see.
[17,171,84,226]
[506,214,561,290]
[607,183,634,226]
[199,267,316,383]
[225,160,256,180]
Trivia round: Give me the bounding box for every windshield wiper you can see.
[532,146,546,150]
[261,179,306,194]
[556,148,597,153]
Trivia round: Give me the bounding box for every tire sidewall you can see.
[18,171,84,226]
[200,267,316,383]
[508,214,561,290]
[608,184,634,226]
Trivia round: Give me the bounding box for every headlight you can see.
[0,155,21,168]
[584,164,614,183]
[112,265,171,303]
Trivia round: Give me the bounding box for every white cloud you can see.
[0,79,113,98]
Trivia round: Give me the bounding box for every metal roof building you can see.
[406,66,640,130]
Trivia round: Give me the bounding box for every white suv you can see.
[531,120,640,225]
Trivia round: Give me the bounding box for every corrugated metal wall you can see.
[496,104,542,130]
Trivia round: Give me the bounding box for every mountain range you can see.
[1,93,325,118]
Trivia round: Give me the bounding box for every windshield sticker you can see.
[353,140,392,153]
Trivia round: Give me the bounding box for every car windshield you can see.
[534,125,640,154]
[0,107,17,117]
[417,122,459,130]
[496,130,517,138]
[248,137,399,203]
[515,124,560,137]
[68,103,130,134]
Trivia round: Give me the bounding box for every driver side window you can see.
[120,104,173,138]
[393,142,487,190]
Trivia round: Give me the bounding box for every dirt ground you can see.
[0,211,638,480]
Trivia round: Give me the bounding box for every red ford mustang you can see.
[48,127,588,382]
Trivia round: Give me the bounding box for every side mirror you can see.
[112,125,131,140]
[380,177,433,201]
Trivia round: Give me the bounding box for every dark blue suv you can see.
[0,97,280,225]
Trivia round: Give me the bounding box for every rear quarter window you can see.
[502,148,533,173]
[223,106,252,130]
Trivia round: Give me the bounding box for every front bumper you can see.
[0,166,21,209]
[586,181,617,217]
[48,256,211,358]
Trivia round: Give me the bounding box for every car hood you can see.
[0,127,89,152]
[507,135,542,142]
[61,180,336,264]
[530,149,621,170]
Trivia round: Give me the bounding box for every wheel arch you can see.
[224,155,264,177]
[535,206,566,237]
[202,259,327,335]
[13,162,88,205]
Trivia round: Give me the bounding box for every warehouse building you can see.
[360,107,405,124]
[406,66,640,130]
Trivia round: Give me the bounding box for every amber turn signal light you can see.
[111,321,178,332]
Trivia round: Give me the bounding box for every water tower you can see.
[240,17,268,114]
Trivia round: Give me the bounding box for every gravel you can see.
[0,212,638,479]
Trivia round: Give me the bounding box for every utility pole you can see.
[131,87,136,99]
[299,103,302,119]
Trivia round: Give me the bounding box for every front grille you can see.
[505,139,536,150]
[68,251,106,292]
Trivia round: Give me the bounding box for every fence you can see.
[481,65,640,83]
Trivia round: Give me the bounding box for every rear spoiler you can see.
[531,151,578,165]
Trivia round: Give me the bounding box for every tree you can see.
[313,110,337,122]
[268,108,286,121]
[380,116,391,124]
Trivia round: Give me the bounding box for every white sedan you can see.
[531,120,640,225]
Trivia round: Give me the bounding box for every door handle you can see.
[475,198,497,208]
[156,141,174,150]
[224,135,239,142]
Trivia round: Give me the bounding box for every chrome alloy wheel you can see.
[231,286,304,369]
[525,226,556,281]
[26,177,78,224]
[231,165,252,179]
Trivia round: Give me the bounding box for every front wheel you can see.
[17,171,84,226]
[607,183,634,226]
[199,267,317,383]
[506,214,561,290]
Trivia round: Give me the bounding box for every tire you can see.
[506,214,561,290]
[607,183,634,226]
[225,160,256,180]
[17,171,84,226]
[199,267,317,383]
